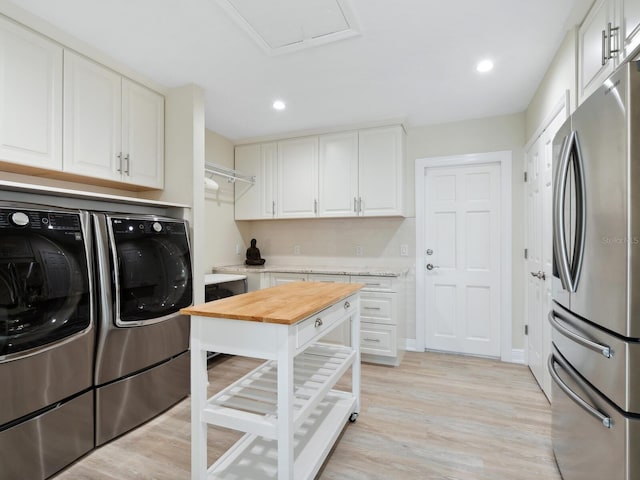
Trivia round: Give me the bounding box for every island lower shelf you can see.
[208,391,356,479]
[204,343,356,438]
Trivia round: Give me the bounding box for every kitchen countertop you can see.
[212,264,408,277]
[181,281,363,324]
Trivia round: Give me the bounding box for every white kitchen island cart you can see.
[181,281,363,480]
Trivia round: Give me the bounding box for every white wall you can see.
[203,130,249,268]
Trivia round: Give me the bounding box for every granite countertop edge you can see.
[211,264,409,277]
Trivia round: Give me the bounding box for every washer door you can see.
[0,233,90,358]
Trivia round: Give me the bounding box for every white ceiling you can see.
[10,0,593,142]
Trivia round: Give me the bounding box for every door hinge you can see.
[524,171,528,182]
[524,248,528,259]
[524,325,529,335]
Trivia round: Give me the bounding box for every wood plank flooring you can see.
[54,352,560,480]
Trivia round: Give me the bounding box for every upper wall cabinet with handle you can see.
[234,142,277,219]
[318,131,359,217]
[0,16,62,171]
[358,125,404,217]
[578,0,620,104]
[63,50,164,189]
[277,136,319,218]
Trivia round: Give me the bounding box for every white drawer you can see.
[351,275,393,291]
[296,296,355,348]
[360,293,393,324]
[360,322,396,357]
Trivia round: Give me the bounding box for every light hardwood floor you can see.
[54,352,560,480]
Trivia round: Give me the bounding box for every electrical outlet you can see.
[235,244,241,255]
[294,245,301,255]
[400,244,408,257]
[355,245,363,257]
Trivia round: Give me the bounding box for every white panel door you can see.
[525,108,565,398]
[234,142,277,219]
[121,78,164,189]
[63,50,121,181]
[424,163,501,357]
[318,131,358,217]
[0,17,62,170]
[277,136,318,218]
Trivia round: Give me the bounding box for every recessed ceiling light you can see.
[273,100,286,110]
[476,60,494,73]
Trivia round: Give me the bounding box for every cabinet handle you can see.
[123,154,130,175]
[116,152,122,172]
[363,337,381,343]
[608,22,619,58]
[358,197,362,213]
[366,283,381,286]
[354,197,357,213]
[314,199,318,214]
[602,28,607,66]
[272,201,275,216]
[314,318,323,328]
[344,301,351,309]
[364,306,382,311]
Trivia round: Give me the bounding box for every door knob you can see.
[426,263,439,271]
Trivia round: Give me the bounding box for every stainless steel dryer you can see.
[0,202,94,480]
[92,212,192,446]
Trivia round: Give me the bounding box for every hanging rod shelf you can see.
[205,162,255,185]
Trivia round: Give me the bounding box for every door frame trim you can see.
[415,151,512,361]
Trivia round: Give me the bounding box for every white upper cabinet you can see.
[63,50,164,189]
[0,16,62,170]
[578,0,619,104]
[358,125,404,217]
[235,142,276,220]
[318,131,359,217]
[277,136,318,218]
[63,50,121,181]
[621,0,640,58]
[121,78,164,189]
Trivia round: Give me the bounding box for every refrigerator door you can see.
[569,64,629,336]
[549,346,640,480]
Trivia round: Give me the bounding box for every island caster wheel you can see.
[349,412,359,423]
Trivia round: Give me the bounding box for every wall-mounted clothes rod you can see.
[205,162,255,185]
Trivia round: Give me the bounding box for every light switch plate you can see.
[400,244,408,256]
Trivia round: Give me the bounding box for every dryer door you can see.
[0,208,91,359]
[109,216,193,326]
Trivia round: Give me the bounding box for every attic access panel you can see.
[218,0,361,55]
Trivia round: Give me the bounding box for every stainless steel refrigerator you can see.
[549,58,640,480]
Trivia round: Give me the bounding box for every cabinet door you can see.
[622,0,640,58]
[318,131,359,217]
[122,78,164,189]
[578,0,617,104]
[234,142,276,220]
[63,50,122,181]
[358,126,404,216]
[0,17,62,170]
[277,136,318,218]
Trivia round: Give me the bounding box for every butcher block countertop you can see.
[181,281,364,325]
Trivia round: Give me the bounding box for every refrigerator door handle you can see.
[553,134,573,291]
[571,131,587,293]
[548,353,612,428]
[548,310,612,358]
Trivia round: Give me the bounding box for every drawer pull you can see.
[363,337,381,343]
[314,318,323,328]
[366,283,381,286]
[344,301,351,309]
[364,306,382,311]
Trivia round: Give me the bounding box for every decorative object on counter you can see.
[245,238,265,265]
